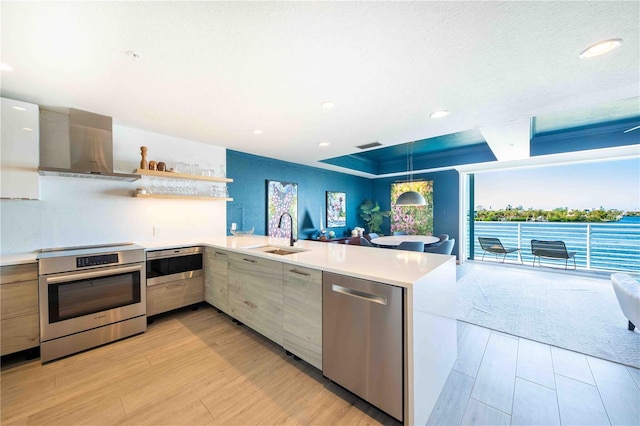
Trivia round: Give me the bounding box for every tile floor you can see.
[427,321,640,425]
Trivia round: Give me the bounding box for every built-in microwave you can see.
[146,246,203,286]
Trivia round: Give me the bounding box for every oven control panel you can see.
[76,254,119,268]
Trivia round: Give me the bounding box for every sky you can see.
[474,158,640,211]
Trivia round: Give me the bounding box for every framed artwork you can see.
[326,191,346,228]
[390,181,433,235]
[266,180,298,240]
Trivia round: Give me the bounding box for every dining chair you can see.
[368,233,380,239]
[393,231,408,236]
[396,241,424,252]
[425,233,449,249]
[424,239,455,255]
[360,237,375,247]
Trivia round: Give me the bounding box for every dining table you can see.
[370,235,440,247]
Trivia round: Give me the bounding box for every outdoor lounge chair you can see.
[478,237,522,263]
[531,239,576,270]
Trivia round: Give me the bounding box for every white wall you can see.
[0,125,227,255]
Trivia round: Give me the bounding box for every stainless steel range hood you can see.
[39,108,140,182]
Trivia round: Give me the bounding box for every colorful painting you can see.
[391,181,433,235]
[326,191,346,227]
[267,180,298,240]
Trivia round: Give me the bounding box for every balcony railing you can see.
[469,221,640,273]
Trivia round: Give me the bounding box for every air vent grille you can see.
[356,142,383,150]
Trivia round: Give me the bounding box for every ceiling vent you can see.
[356,142,383,150]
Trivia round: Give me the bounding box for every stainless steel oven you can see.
[37,243,146,362]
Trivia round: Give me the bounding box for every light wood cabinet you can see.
[0,263,40,355]
[283,266,322,369]
[204,247,229,314]
[146,275,204,316]
[228,252,283,345]
[1,97,39,199]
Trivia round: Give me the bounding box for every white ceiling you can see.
[1,2,638,176]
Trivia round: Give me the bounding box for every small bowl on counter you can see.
[230,227,254,237]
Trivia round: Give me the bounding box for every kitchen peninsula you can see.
[144,235,457,424]
[1,236,456,424]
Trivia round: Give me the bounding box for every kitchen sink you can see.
[246,245,309,255]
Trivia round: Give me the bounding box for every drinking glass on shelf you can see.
[175,162,187,174]
[217,165,226,178]
[148,178,158,194]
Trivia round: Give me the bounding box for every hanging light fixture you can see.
[396,142,427,206]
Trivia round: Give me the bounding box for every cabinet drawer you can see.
[228,253,283,345]
[147,276,204,316]
[1,313,39,355]
[204,248,229,313]
[0,279,39,320]
[0,263,38,284]
[283,266,322,369]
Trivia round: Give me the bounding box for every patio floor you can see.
[455,260,640,369]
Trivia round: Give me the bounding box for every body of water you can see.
[470,216,640,273]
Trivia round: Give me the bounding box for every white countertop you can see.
[2,236,454,288]
[146,235,453,289]
[0,252,39,266]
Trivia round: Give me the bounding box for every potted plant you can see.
[360,200,391,234]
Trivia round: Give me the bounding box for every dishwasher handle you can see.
[331,284,387,305]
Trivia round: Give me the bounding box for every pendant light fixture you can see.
[396,142,427,206]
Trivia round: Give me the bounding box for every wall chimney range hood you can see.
[39,108,140,182]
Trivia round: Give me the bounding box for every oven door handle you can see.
[45,265,142,285]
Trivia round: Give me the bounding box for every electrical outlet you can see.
[231,222,237,231]
[153,226,160,237]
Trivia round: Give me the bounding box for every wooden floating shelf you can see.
[133,193,233,201]
[134,169,233,183]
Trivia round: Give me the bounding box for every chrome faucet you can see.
[278,212,296,247]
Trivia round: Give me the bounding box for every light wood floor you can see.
[1,306,400,426]
[3,306,639,425]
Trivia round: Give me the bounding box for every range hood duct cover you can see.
[39,108,140,182]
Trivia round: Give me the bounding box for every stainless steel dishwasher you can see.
[322,272,404,422]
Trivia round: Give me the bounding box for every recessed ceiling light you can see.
[0,63,13,72]
[253,129,263,135]
[12,106,27,111]
[321,102,334,109]
[126,50,141,60]
[579,38,622,58]
[430,110,450,119]
[22,127,33,131]
[318,142,330,147]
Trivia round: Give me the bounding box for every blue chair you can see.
[424,239,455,255]
[368,233,380,239]
[425,233,449,249]
[393,231,408,236]
[396,241,424,252]
[360,237,375,247]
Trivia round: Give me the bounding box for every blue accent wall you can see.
[372,169,460,258]
[227,150,373,239]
